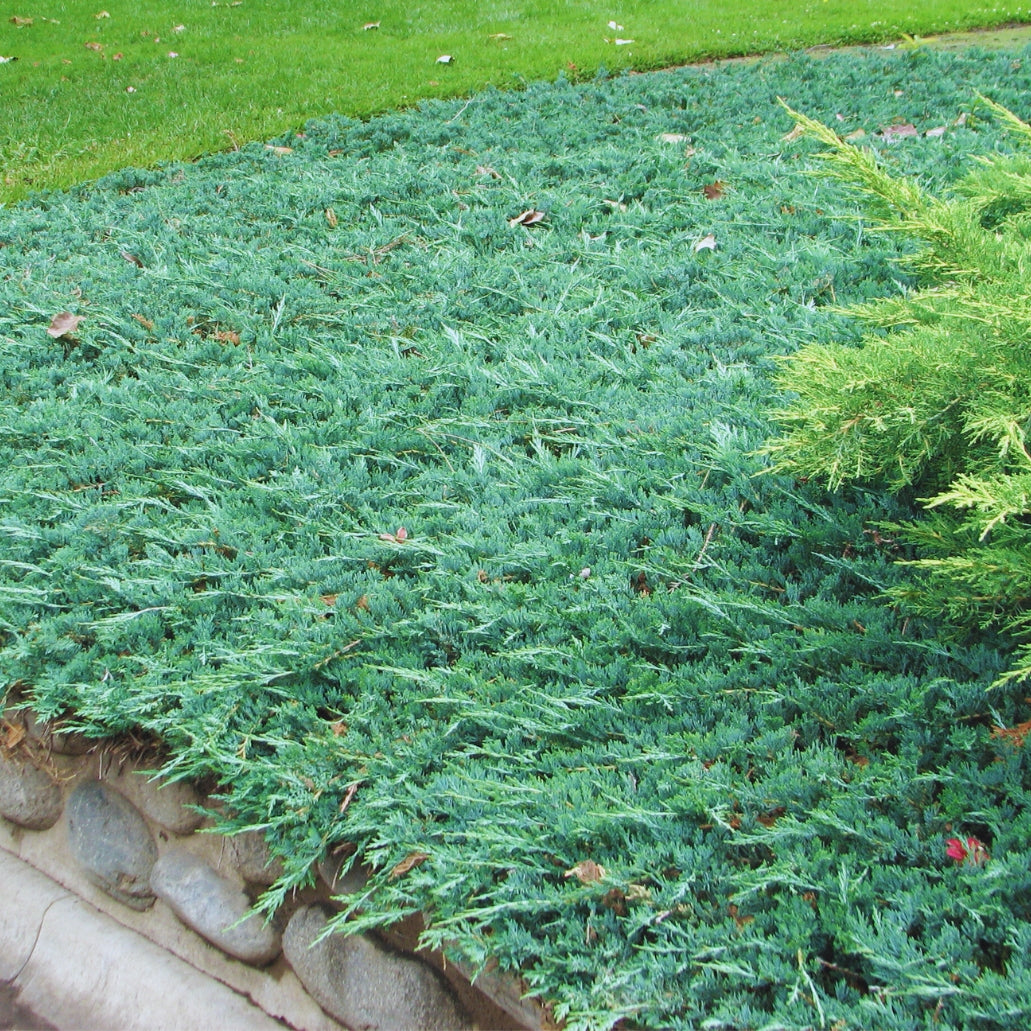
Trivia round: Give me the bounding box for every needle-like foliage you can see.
[766,96,1031,688]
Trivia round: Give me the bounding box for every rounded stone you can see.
[225,830,285,886]
[150,848,282,965]
[66,781,157,910]
[108,767,203,835]
[318,849,372,896]
[283,905,470,1031]
[0,751,63,830]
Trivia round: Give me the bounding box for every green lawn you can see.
[2,0,1029,201]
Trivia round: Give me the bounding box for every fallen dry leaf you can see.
[488,32,511,40]
[363,21,380,30]
[878,123,918,141]
[325,207,338,228]
[508,209,546,227]
[658,132,689,144]
[265,145,293,155]
[2,720,26,751]
[389,851,429,880]
[702,181,726,200]
[844,128,866,142]
[95,11,111,18]
[85,41,104,52]
[693,233,717,253]
[925,125,947,138]
[131,313,154,330]
[565,859,607,884]
[10,16,33,27]
[781,123,806,143]
[378,526,408,543]
[120,250,144,268]
[47,312,83,339]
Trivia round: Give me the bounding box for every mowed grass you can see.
[2,0,1030,202]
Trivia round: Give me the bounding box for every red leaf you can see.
[702,181,725,200]
[47,312,83,339]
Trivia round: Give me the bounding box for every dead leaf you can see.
[131,313,154,330]
[702,181,725,200]
[120,250,144,268]
[320,593,338,606]
[95,11,110,18]
[389,851,429,880]
[728,903,754,929]
[488,33,511,40]
[844,128,866,142]
[564,859,607,884]
[508,209,546,227]
[363,21,380,30]
[878,123,918,141]
[991,719,1031,748]
[338,781,359,813]
[10,16,33,27]
[781,123,806,143]
[85,41,104,52]
[47,312,83,339]
[265,144,293,155]
[925,125,947,138]
[325,207,338,228]
[658,132,689,144]
[693,233,717,253]
[378,526,408,543]
[2,720,26,751]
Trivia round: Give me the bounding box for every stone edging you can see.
[0,708,546,1030]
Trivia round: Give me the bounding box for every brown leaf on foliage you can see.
[131,313,154,330]
[702,181,725,200]
[47,312,83,339]
[325,207,338,228]
[693,233,717,253]
[508,209,546,228]
[878,123,918,141]
[10,16,33,27]
[265,145,293,155]
[389,851,429,880]
[781,123,806,143]
[991,719,1031,748]
[564,859,607,884]
[728,903,754,929]
[121,250,144,268]
[85,41,104,52]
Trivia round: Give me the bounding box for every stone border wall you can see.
[0,708,546,1031]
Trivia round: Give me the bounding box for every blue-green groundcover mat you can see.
[3,43,1031,1029]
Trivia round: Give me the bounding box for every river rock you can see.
[0,751,63,830]
[225,830,285,886]
[66,780,157,910]
[283,905,470,1031]
[107,767,203,834]
[150,848,281,965]
[318,849,372,896]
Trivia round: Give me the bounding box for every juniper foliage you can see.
[3,44,1031,1029]
[765,97,1031,689]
